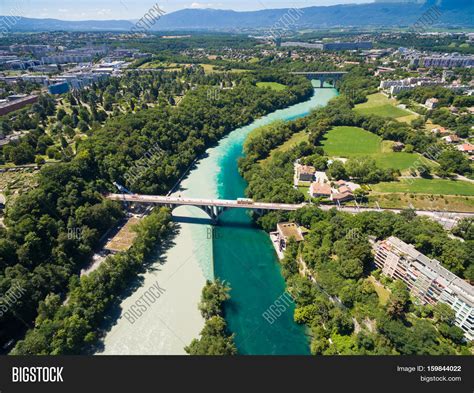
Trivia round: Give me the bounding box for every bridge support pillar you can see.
[201,205,219,223]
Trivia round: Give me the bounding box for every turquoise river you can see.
[213,81,337,354]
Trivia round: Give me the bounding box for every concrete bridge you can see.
[106,193,473,227]
[106,194,304,221]
[290,71,347,87]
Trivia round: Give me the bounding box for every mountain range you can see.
[2,1,473,32]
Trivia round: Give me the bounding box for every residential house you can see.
[296,164,316,182]
[449,106,459,114]
[392,142,405,151]
[442,135,460,144]
[338,185,352,194]
[330,179,360,203]
[310,182,332,198]
[425,98,439,109]
[331,192,354,203]
[431,127,449,135]
[275,222,305,252]
[458,143,474,155]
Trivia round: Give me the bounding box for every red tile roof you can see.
[310,182,331,196]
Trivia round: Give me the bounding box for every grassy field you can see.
[356,104,410,118]
[374,153,430,171]
[320,126,431,171]
[321,126,380,156]
[256,81,287,91]
[372,179,474,196]
[396,114,419,123]
[260,131,308,165]
[138,61,180,69]
[367,193,474,212]
[200,63,250,75]
[368,276,390,305]
[354,93,416,122]
[297,185,310,196]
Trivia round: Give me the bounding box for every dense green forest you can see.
[185,280,236,355]
[12,208,171,354]
[0,71,312,353]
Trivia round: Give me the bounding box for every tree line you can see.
[185,280,236,355]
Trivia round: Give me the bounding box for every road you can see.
[106,194,304,211]
[106,194,473,229]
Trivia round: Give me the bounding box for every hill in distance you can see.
[3,1,473,32]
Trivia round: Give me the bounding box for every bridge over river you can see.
[106,194,473,228]
[106,194,304,221]
[290,71,347,87]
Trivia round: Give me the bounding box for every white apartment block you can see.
[374,236,474,341]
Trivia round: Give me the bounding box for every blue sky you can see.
[1,0,373,20]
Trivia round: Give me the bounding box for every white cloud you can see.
[190,2,215,8]
[96,8,113,16]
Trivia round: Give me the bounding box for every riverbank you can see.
[99,205,213,354]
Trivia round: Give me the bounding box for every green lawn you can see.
[139,61,180,69]
[355,93,396,108]
[256,82,287,91]
[354,93,415,121]
[374,153,432,171]
[201,63,250,74]
[297,185,310,196]
[355,104,411,119]
[369,276,390,306]
[372,179,474,196]
[320,126,434,172]
[261,131,309,165]
[321,126,380,156]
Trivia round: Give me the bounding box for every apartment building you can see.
[41,47,107,65]
[411,54,474,68]
[281,41,323,49]
[374,236,473,340]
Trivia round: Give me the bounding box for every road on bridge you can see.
[106,193,473,229]
[106,194,304,211]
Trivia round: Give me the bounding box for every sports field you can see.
[320,126,432,171]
